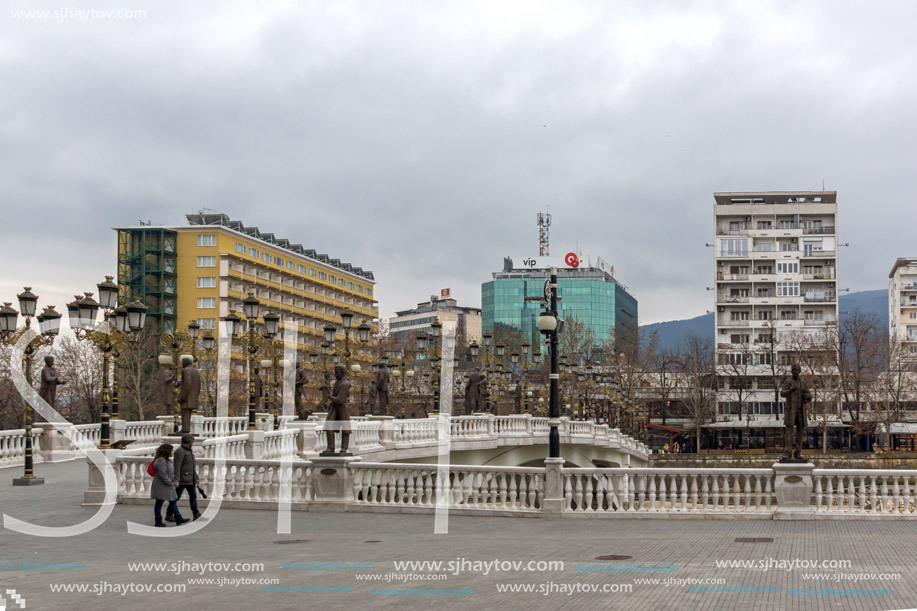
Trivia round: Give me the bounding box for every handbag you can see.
[147,458,156,476]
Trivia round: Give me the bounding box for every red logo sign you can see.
[564,252,580,268]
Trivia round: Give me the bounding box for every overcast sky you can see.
[1,0,914,325]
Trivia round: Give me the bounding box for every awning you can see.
[877,423,917,434]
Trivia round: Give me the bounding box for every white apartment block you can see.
[889,258,917,363]
[713,191,839,422]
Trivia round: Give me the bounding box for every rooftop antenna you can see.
[537,211,551,256]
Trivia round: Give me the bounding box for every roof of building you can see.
[394,296,482,317]
[118,213,374,281]
[713,191,837,206]
[889,257,917,279]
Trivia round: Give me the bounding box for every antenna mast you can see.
[537,212,551,256]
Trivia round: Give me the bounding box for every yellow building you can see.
[114,213,378,357]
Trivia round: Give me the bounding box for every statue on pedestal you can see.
[178,357,200,434]
[779,363,812,462]
[321,364,351,455]
[39,356,65,408]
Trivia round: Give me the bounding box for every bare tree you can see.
[54,337,103,424]
[677,331,716,452]
[115,326,161,420]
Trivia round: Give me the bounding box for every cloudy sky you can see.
[1,0,914,325]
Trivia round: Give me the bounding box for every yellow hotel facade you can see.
[114,213,378,357]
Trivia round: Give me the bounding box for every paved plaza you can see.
[2,461,916,611]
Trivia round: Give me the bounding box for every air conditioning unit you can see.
[718,261,724,267]
[745,217,751,222]
[718,306,726,312]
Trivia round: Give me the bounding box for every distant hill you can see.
[641,290,888,352]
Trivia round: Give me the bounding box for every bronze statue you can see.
[294,362,309,420]
[375,366,389,413]
[464,369,485,414]
[162,366,175,410]
[367,379,377,414]
[38,356,65,408]
[178,356,201,434]
[253,367,264,410]
[512,380,523,414]
[779,363,812,461]
[321,364,351,455]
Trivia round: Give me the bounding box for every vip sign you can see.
[1,588,26,610]
[511,255,579,269]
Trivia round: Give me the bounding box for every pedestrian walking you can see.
[151,443,189,527]
[166,434,201,522]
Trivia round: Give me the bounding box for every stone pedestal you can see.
[36,423,75,462]
[245,430,266,459]
[773,462,815,520]
[109,419,127,446]
[190,415,204,436]
[83,449,123,505]
[542,457,566,516]
[157,415,176,436]
[310,456,362,508]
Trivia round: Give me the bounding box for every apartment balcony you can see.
[802,274,834,281]
[716,228,749,236]
[800,250,836,259]
[747,227,802,238]
[716,273,749,281]
[719,320,750,327]
[718,295,749,304]
[802,226,835,235]
[803,292,835,303]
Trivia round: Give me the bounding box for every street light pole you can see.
[538,267,561,459]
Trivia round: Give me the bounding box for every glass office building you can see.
[481,257,638,350]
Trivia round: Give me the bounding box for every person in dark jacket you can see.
[166,434,201,522]
[151,443,189,527]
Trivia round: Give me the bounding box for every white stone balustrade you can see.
[116,456,314,507]
[262,429,301,460]
[0,428,43,468]
[122,421,165,447]
[561,468,775,516]
[351,462,544,513]
[199,434,249,460]
[813,470,917,516]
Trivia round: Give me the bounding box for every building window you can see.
[756,220,772,229]
[318,271,327,281]
[777,282,799,297]
[309,268,317,277]
[348,281,355,290]
[198,318,216,329]
[328,275,336,284]
[197,277,216,288]
[274,256,284,266]
[730,311,749,321]
[197,256,216,267]
[719,239,748,257]
[776,262,798,274]
[197,298,216,309]
[339,278,346,287]
[366,288,372,297]
[263,252,271,262]
[235,243,246,254]
[197,234,216,247]
[287,260,295,270]
[249,247,259,258]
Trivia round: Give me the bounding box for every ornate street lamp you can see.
[537,268,561,458]
[2,290,61,486]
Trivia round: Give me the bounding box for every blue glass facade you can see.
[482,268,638,348]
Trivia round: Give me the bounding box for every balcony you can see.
[803,292,835,303]
[718,296,749,304]
[801,250,836,258]
[802,226,835,235]
[803,274,834,281]
[716,228,749,236]
[720,320,750,327]
[716,273,749,281]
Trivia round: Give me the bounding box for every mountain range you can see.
[640,289,888,352]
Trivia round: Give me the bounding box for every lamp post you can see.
[482,331,493,413]
[108,298,150,420]
[1,289,62,485]
[221,292,268,431]
[259,311,284,430]
[201,331,216,415]
[157,320,197,434]
[429,320,442,415]
[537,267,561,459]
